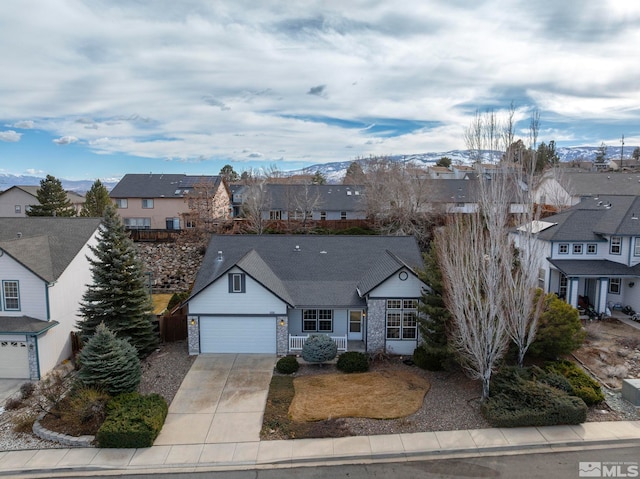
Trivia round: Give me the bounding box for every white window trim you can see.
[635,237,640,257]
[302,309,333,332]
[610,236,621,255]
[385,299,418,341]
[558,243,569,254]
[142,199,154,209]
[587,244,597,255]
[609,278,621,294]
[2,280,20,311]
[573,244,583,254]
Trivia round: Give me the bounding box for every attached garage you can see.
[0,337,30,379]
[200,316,276,354]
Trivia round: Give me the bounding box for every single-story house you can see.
[0,217,102,379]
[186,235,426,356]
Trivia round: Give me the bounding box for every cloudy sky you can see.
[1,0,639,180]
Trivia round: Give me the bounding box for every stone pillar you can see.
[366,299,386,353]
[27,336,39,380]
[276,316,288,356]
[187,316,200,355]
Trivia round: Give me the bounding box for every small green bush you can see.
[276,356,300,374]
[301,334,337,363]
[336,351,369,373]
[96,393,168,448]
[413,346,447,371]
[544,360,604,406]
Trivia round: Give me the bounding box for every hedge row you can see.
[96,393,168,448]
[543,360,605,406]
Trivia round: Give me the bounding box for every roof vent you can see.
[605,203,612,209]
[294,245,301,252]
[17,232,22,238]
[320,250,327,254]
[217,251,223,261]
[347,191,352,195]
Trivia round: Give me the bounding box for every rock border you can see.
[32,412,95,448]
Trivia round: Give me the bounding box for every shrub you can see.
[482,381,587,427]
[4,397,24,411]
[301,334,337,363]
[413,346,448,371]
[276,356,300,374]
[68,387,111,426]
[544,360,604,406]
[20,382,36,400]
[77,323,141,396]
[336,351,369,373]
[528,293,586,359]
[167,292,189,311]
[97,393,168,448]
[12,411,39,433]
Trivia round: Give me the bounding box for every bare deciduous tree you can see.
[242,178,270,234]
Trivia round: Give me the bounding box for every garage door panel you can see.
[0,340,30,379]
[200,317,276,354]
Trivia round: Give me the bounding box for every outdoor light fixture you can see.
[279,319,285,326]
[190,318,196,326]
[630,282,635,288]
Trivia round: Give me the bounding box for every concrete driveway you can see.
[154,354,275,447]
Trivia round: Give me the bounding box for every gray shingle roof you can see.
[257,184,365,212]
[0,316,59,334]
[548,259,640,277]
[109,174,223,198]
[0,217,102,282]
[535,196,640,241]
[190,235,424,308]
[558,171,640,196]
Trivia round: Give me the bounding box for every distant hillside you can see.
[0,174,118,193]
[295,146,638,183]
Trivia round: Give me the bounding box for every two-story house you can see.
[0,217,102,379]
[0,185,85,217]
[109,174,231,230]
[513,195,640,315]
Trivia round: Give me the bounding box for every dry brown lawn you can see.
[289,370,430,422]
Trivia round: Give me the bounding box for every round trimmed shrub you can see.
[301,334,337,363]
[276,356,300,374]
[337,351,369,373]
[413,346,447,371]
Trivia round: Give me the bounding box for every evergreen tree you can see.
[415,243,452,370]
[77,322,141,395]
[342,161,366,185]
[435,157,452,168]
[219,164,240,183]
[26,174,76,217]
[78,205,158,357]
[311,170,327,185]
[80,179,111,217]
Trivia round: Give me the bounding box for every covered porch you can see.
[548,259,640,315]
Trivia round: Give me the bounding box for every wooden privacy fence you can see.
[159,314,188,342]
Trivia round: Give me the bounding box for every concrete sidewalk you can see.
[1,420,639,476]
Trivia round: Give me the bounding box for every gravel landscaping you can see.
[1,342,637,451]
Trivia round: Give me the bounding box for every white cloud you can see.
[53,136,78,145]
[0,0,639,168]
[12,120,34,129]
[0,130,21,142]
[25,168,45,175]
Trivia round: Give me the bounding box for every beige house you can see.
[109,174,231,230]
[0,185,84,217]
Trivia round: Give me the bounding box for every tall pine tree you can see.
[26,174,77,217]
[415,242,452,370]
[78,205,157,357]
[80,179,111,217]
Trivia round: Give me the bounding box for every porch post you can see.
[597,278,609,313]
[568,277,580,309]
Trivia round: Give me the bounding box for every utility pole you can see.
[621,134,625,168]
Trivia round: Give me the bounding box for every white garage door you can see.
[0,340,30,379]
[200,316,276,354]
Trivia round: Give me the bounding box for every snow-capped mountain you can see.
[0,173,118,193]
[295,146,637,183]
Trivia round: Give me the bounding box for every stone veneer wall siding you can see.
[276,316,288,355]
[366,299,386,353]
[187,317,200,355]
[27,336,39,380]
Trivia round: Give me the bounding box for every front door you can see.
[348,310,363,340]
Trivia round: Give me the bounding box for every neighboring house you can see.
[534,170,640,208]
[428,166,456,179]
[0,185,85,217]
[185,235,426,356]
[0,217,102,379]
[109,174,231,230]
[512,195,640,315]
[235,183,366,221]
